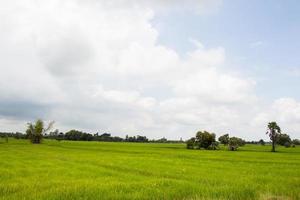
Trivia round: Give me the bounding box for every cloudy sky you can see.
[1,0,300,140]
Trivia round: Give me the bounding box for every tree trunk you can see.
[272,135,275,152]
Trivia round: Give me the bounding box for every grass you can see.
[0,139,299,200]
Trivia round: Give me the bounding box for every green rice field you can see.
[0,139,299,200]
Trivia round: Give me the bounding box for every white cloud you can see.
[0,0,299,140]
[253,98,300,139]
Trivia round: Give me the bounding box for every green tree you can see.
[228,137,245,151]
[258,139,265,146]
[218,134,229,145]
[26,119,54,144]
[195,131,217,149]
[292,139,300,145]
[277,133,291,146]
[266,122,281,152]
[186,137,196,149]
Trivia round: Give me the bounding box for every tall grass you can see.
[0,139,299,200]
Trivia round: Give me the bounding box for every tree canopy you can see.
[266,122,281,152]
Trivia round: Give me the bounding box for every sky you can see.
[0,0,300,140]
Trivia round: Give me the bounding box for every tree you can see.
[26,119,54,144]
[195,131,217,150]
[277,133,291,146]
[228,137,245,151]
[266,122,281,152]
[218,134,229,145]
[186,137,196,149]
[292,139,300,145]
[258,139,265,146]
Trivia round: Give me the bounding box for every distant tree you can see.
[228,137,245,151]
[218,134,229,145]
[26,119,54,144]
[136,135,148,142]
[156,137,168,143]
[64,130,93,141]
[292,139,300,145]
[195,131,217,150]
[56,132,64,141]
[277,133,291,146]
[186,137,196,149]
[258,139,265,146]
[208,141,220,150]
[266,122,281,152]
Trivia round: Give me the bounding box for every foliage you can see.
[64,130,94,141]
[266,122,281,152]
[277,133,292,146]
[186,131,219,150]
[292,139,300,145]
[258,139,265,145]
[218,134,229,145]
[186,137,196,149]
[26,120,54,144]
[125,135,149,142]
[228,137,245,151]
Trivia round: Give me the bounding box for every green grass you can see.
[0,139,299,200]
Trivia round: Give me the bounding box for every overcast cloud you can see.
[0,0,299,140]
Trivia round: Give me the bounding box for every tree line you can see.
[186,122,300,152]
[0,120,182,143]
[1,120,299,152]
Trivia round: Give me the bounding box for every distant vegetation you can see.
[0,120,182,143]
[186,132,245,151]
[0,120,299,152]
[186,131,218,150]
[185,122,298,152]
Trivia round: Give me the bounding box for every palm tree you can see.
[266,122,281,152]
[26,119,54,144]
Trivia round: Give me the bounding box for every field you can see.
[0,139,300,200]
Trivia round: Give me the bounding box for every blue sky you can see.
[154,0,300,100]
